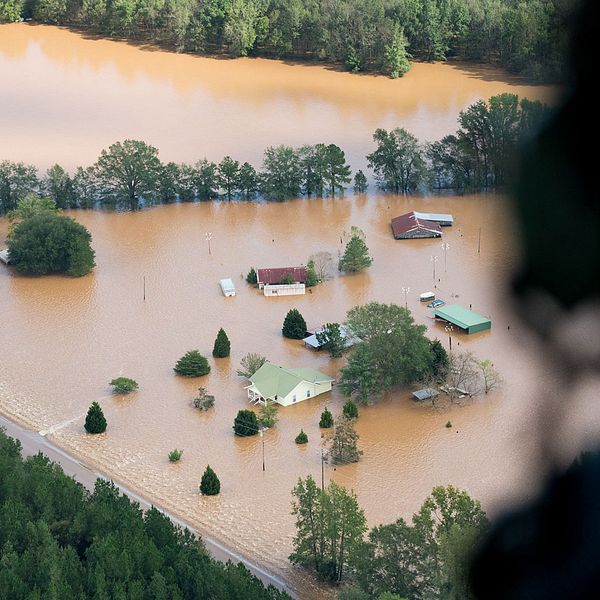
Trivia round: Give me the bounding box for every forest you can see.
[0,429,289,599]
[0,0,573,81]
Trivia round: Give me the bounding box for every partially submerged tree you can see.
[168,449,183,462]
[295,429,308,444]
[109,377,138,394]
[339,226,373,273]
[246,267,258,284]
[309,251,335,282]
[236,352,267,378]
[478,359,503,394]
[233,409,259,436]
[84,402,107,434]
[174,350,211,377]
[282,308,307,339]
[212,328,231,358]
[258,399,279,428]
[444,351,481,401]
[316,322,346,358]
[328,415,362,464]
[353,170,368,193]
[319,407,334,429]
[192,387,215,411]
[343,400,359,420]
[199,465,220,495]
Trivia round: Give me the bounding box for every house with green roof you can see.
[433,304,491,334]
[245,361,334,407]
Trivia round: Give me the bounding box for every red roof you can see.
[257,266,308,285]
[391,212,443,238]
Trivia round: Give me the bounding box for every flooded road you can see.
[1,195,585,597]
[0,23,552,173]
[0,23,580,598]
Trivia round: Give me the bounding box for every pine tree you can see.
[174,350,211,377]
[338,227,373,273]
[233,409,259,436]
[295,430,308,444]
[353,170,368,193]
[246,267,257,284]
[84,402,107,434]
[319,407,334,428]
[212,328,231,358]
[282,308,307,339]
[343,400,359,420]
[199,465,220,495]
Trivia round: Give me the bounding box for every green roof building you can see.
[433,304,491,334]
[245,361,334,406]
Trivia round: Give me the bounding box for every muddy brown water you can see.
[1,23,587,599]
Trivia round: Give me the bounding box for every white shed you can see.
[219,278,236,297]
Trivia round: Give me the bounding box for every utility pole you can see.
[441,242,450,272]
[478,227,481,255]
[205,231,213,255]
[260,427,266,472]
[143,276,146,301]
[431,255,438,286]
[402,286,410,310]
[321,448,325,491]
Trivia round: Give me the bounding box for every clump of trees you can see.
[109,377,138,394]
[174,350,211,377]
[192,387,215,411]
[212,328,231,358]
[282,309,307,339]
[237,353,267,378]
[0,430,289,599]
[7,197,95,276]
[233,409,260,436]
[339,227,372,273]
[84,401,107,434]
[199,465,221,496]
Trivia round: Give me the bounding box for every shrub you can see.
[192,387,215,410]
[199,465,220,495]
[295,429,308,444]
[305,259,319,287]
[258,399,278,428]
[236,353,266,378]
[446,421,453,428]
[174,350,210,377]
[84,402,107,434]
[212,328,230,358]
[319,407,334,428]
[246,267,257,284]
[342,400,359,420]
[233,409,259,436]
[168,449,183,462]
[109,377,138,394]
[282,308,307,339]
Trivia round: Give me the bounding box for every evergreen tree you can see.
[212,328,231,358]
[84,402,107,434]
[109,377,138,394]
[353,170,367,193]
[383,25,411,78]
[282,308,307,339]
[246,267,258,284]
[233,409,259,436]
[342,400,359,420]
[295,429,308,444]
[305,259,319,288]
[174,350,211,377]
[217,156,240,200]
[316,322,346,358]
[429,339,449,379]
[328,415,362,464]
[319,407,334,428]
[338,226,372,273]
[199,465,221,495]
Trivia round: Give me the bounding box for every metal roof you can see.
[390,212,443,238]
[412,387,440,401]
[257,266,307,285]
[247,362,333,399]
[433,304,491,329]
[303,324,360,349]
[413,211,454,224]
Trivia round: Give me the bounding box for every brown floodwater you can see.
[0,23,552,174]
[2,23,592,599]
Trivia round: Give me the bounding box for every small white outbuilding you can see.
[219,278,236,297]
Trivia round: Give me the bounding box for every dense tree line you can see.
[0,0,574,80]
[0,94,551,215]
[0,428,289,599]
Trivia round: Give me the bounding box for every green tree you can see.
[342,400,358,420]
[236,162,259,199]
[236,352,266,378]
[84,402,107,434]
[328,415,362,464]
[383,25,411,78]
[305,259,319,288]
[7,193,57,230]
[109,377,138,393]
[233,409,259,436]
[0,0,23,21]
[223,0,260,56]
[367,128,425,194]
[295,429,308,444]
[260,145,302,201]
[353,170,367,193]
[168,449,183,462]
[246,267,258,284]
[217,156,240,200]
[323,144,351,196]
[429,339,449,380]
[316,322,346,358]
[193,158,219,200]
[173,350,211,377]
[42,164,75,209]
[0,160,39,215]
[282,308,307,339]
[319,407,334,428]
[94,139,163,210]
[338,226,372,273]
[339,344,378,404]
[290,476,367,582]
[199,465,220,495]
[212,328,231,358]
[7,212,95,276]
[258,399,279,428]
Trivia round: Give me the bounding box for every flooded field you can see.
[0,194,576,596]
[0,23,580,598]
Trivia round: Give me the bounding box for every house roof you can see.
[390,212,443,238]
[433,304,491,329]
[412,211,454,224]
[257,266,307,285]
[412,387,440,401]
[248,362,333,399]
[303,324,360,349]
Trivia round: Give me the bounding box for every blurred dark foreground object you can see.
[471,1,600,597]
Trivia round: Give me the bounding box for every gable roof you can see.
[391,212,443,238]
[248,362,333,399]
[433,304,491,329]
[257,267,307,285]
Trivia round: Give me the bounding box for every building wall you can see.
[278,380,332,407]
[398,229,442,239]
[263,284,306,297]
